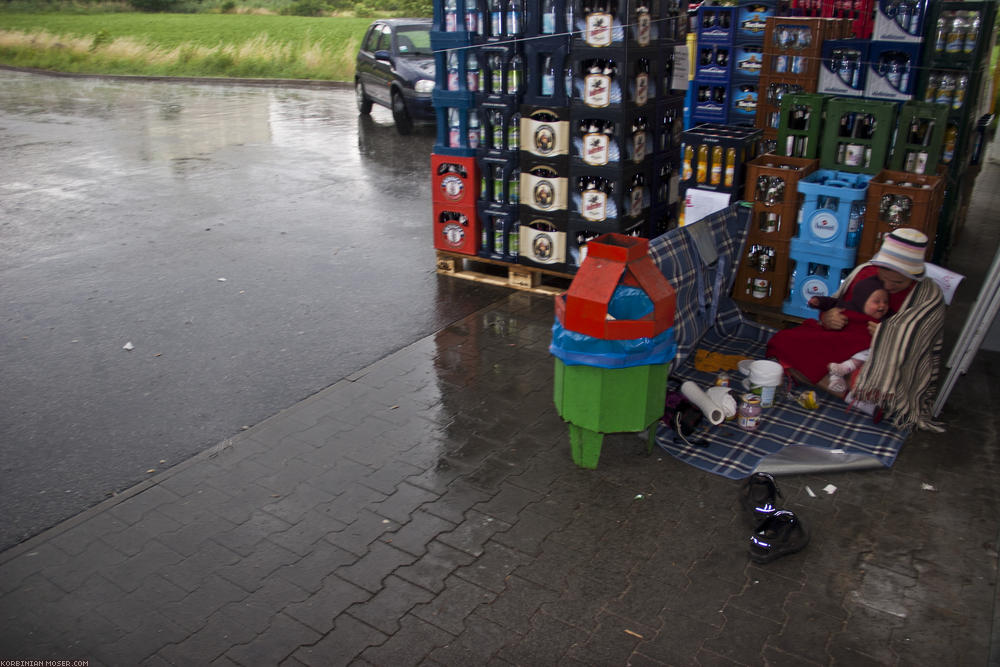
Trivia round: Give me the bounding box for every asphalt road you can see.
[0,70,510,551]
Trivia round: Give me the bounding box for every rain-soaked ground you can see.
[0,70,510,551]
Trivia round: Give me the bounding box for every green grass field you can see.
[0,13,376,80]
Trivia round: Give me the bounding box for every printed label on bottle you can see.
[533,180,556,209]
[533,124,556,155]
[442,223,465,247]
[585,12,613,46]
[632,132,646,163]
[583,132,610,166]
[635,72,648,106]
[584,73,612,108]
[582,190,608,221]
[636,12,650,46]
[531,232,556,262]
[628,186,643,217]
[441,174,465,200]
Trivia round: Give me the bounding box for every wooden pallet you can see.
[737,300,806,330]
[436,251,572,296]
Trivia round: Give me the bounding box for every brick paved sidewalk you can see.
[1,289,997,666]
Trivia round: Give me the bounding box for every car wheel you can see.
[356,80,372,115]
[391,90,413,135]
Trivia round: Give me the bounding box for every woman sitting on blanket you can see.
[766,228,946,429]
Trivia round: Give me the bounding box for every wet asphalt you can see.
[0,70,509,551]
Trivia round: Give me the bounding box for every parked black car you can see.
[355,18,436,134]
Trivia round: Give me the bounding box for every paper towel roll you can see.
[680,381,724,425]
[706,386,738,419]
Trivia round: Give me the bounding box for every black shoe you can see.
[748,510,810,564]
[739,472,782,528]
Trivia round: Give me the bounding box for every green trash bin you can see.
[553,359,671,469]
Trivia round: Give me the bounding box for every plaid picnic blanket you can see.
[647,205,910,480]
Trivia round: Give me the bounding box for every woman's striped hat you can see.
[870,228,927,279]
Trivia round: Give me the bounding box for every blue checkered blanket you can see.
[648,205,910,480]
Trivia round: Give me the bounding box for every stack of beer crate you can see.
[915,0,997,256]
[754,16,850,153]
[691,2,774,127]
[430,0,488,257]
[430,0,688,275]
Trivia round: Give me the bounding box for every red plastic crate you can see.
[433,202,479,255]
[431,154,479,206]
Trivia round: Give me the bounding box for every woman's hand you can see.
[868,321,879,336]
[820,306,848,330]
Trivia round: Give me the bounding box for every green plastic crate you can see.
[820,97,897,175]
[889,101,949,174]
[777,93,830,159]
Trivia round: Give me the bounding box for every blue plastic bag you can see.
[550,286,676,369]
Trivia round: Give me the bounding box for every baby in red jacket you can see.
[808,275,891,394]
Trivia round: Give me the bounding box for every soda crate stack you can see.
[776,92,826,158]
[783,168,872,318]
[519,106,571,270]
[691,1,772,127]
[733,153,819,308]
[914,0,996,257]
[679,123,762,198]
[819,97,897,174]
[754,17,850,152]
[888,101,948,174]
[856,169,945,264]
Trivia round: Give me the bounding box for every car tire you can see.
[391,90,413,135]
[356,80,372,115]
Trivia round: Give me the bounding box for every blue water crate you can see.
[477,200,520,261]
[872,0,929,42]
[433,90,479,156]
[782,244,859,319]
[795,169,872,251]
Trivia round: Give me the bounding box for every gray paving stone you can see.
[158,574,250,634]
[359,613,454,666]
[268,508,349,557]
[452,541,532,594]
[428,614,513,666]
[380,509,456,557]
[95,609,190,664]
[106,484,183,526]
[158,514,240,558]
[437,510,511,558]
[224,611,322,666]
[273,540,358,594]
[494,610,587,665]
[369,481,440,524]
[347,574,436,635]
[216,539,301,593]
[475,574,560,635]
[360,459,426,496]
[212,510,294,558]
[335,541,417,594]
[411,575,497,635]
[421,479,494,524]
[394,539,476,595]
[566,611,653,665]
[290,613,387,666]
[318,483,389,526]
[324,508,399,558]
[42,538,128,592]
[283,574,371,634]
[261,481,339,525]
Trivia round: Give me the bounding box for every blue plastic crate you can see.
[795,170,872,251]
[735,0,773,41]
[694,43,734,83]
[697,5,738,44]
[433,91,480,156]
[690,79,730,125]
[782,245,858,319]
